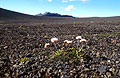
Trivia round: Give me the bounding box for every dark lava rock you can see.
[100,56,109,61]
[1,57,10,62]
[26,53,32,57]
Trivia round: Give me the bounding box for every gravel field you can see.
[0,18,120,78]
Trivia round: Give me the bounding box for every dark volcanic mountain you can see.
[1,7,120,22]
[36,12,74,17]
[0,8,77,23]
[0,8,75,21]
[0,8,34,20]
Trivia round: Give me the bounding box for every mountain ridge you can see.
[1,7,120,21]
[36,12,74,17]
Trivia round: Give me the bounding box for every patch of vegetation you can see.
[50,48,89,64]
[44,33,52,39]
[18,57,31,63]
[85,32,120,37]
[18,25,22,29]
[95,32,120,37]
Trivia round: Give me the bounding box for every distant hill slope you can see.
[1,8,120,22]
[36,12,74,17]
[0,8,74,21]
[0,8,34,20]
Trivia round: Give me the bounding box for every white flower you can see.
[44,43,50,48]
[80,39,87,43]
[51,38,58,43]
[67,41,72,44]
[64,40,68,43]
[76,36,82,40]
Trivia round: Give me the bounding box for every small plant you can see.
[76,36,82,48]
[45,36,89,64]
[18,25,22,29]
[18,57,31,63]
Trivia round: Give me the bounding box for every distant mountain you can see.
[1,7,120,22]
[36,12,74,17]
[0,8,34,20]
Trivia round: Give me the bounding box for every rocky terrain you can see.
[0,8,120,78]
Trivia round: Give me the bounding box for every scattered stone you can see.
[4,46,8,49]
[98,65,107,73]
[1,57,9,62]
[26,53,32,57]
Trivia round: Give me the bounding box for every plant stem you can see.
[54,43,57,50]
[77,40,80,49]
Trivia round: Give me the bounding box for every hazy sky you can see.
[0,0,120,17]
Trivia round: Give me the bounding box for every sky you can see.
[0,0,120,17]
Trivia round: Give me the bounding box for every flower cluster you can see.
[44,36,87,49]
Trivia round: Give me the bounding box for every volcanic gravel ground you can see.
[0,19,120,78]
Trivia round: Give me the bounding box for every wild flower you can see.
[76,36,82,48]
[44,43,50,48]
[51,38,58,43]
[111,40,117,44]
[76,36,82,40]
[51,38,58,49]
[63,40,69,49]
[67,41,72,44]
[64,40,68,43]
[77,39,87,54]
[66,41,72,49]
[80,39,87,43]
